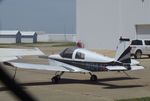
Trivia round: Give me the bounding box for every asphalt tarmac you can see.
[0,46,150,101]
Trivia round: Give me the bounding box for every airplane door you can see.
[72,51,85,60]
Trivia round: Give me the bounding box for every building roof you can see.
[21,31,36,36]
[0,30,19,35]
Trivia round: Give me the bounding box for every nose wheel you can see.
[51,75,60,84]
[89,72,97,81]
[51,71,64,84]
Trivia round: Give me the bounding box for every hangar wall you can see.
[77,0,150,50]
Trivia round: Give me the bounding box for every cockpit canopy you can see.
[60,47,85,59]
[60,47,77,59]
[59,47,113,62]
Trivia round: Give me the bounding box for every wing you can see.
[4,62,90,72]
[0,48,44,57]
[5,62,69,72]
[0,57,18,62]
[0,48,44,62]
[106,65,144,71]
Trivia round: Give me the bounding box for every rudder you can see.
[115,42,131,64]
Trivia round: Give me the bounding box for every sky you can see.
[0,0,76,34]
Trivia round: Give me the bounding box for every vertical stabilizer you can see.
[115,41,131,64]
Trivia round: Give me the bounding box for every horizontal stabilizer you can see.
[106,66,127,71]
[130,66,144,70]
[131,59,139,65]
[106,65,144,71]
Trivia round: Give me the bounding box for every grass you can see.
[51,42,76,47]
[115,97,150,101]
[0,42,76,48]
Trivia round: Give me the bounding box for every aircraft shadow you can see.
[131,57,150,59]
[56,77,144,89]
[0,77,144,92]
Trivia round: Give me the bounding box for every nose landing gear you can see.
[51,71,64,84]
[89,72,97,81]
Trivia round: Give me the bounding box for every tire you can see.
[134,50,142,59]
[90,75,97,81]
[55,75,61,80]
[51,76,59,84]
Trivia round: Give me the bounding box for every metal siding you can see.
[0,35,16,38]
[21,36,34,43]
[77,0,150,50]
[21,38,33,43]
[0,38,16,43]
[37,34,49,42]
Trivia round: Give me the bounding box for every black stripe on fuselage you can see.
[49,58,131,72]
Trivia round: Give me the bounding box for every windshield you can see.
[60,47,77,59]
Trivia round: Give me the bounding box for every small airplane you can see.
[0,48,44,62]
[4,42,144,84]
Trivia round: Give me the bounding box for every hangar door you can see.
[136,25,150,35]
[135,25,150,39]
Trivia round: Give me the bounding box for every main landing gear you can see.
[51,72,98,83]
[89,72,97,81]
[51,71,64,84]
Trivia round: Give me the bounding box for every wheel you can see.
[51,77,58,84]
[55,75,61,80]
[51,75,60,84]
[134,50,142,59]
[90,75,97,81]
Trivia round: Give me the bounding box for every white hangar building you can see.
[21,31,37,43]
[76,0,150,49]
[0,30,21,44]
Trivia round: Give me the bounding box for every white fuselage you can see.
[48,48,124,72]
